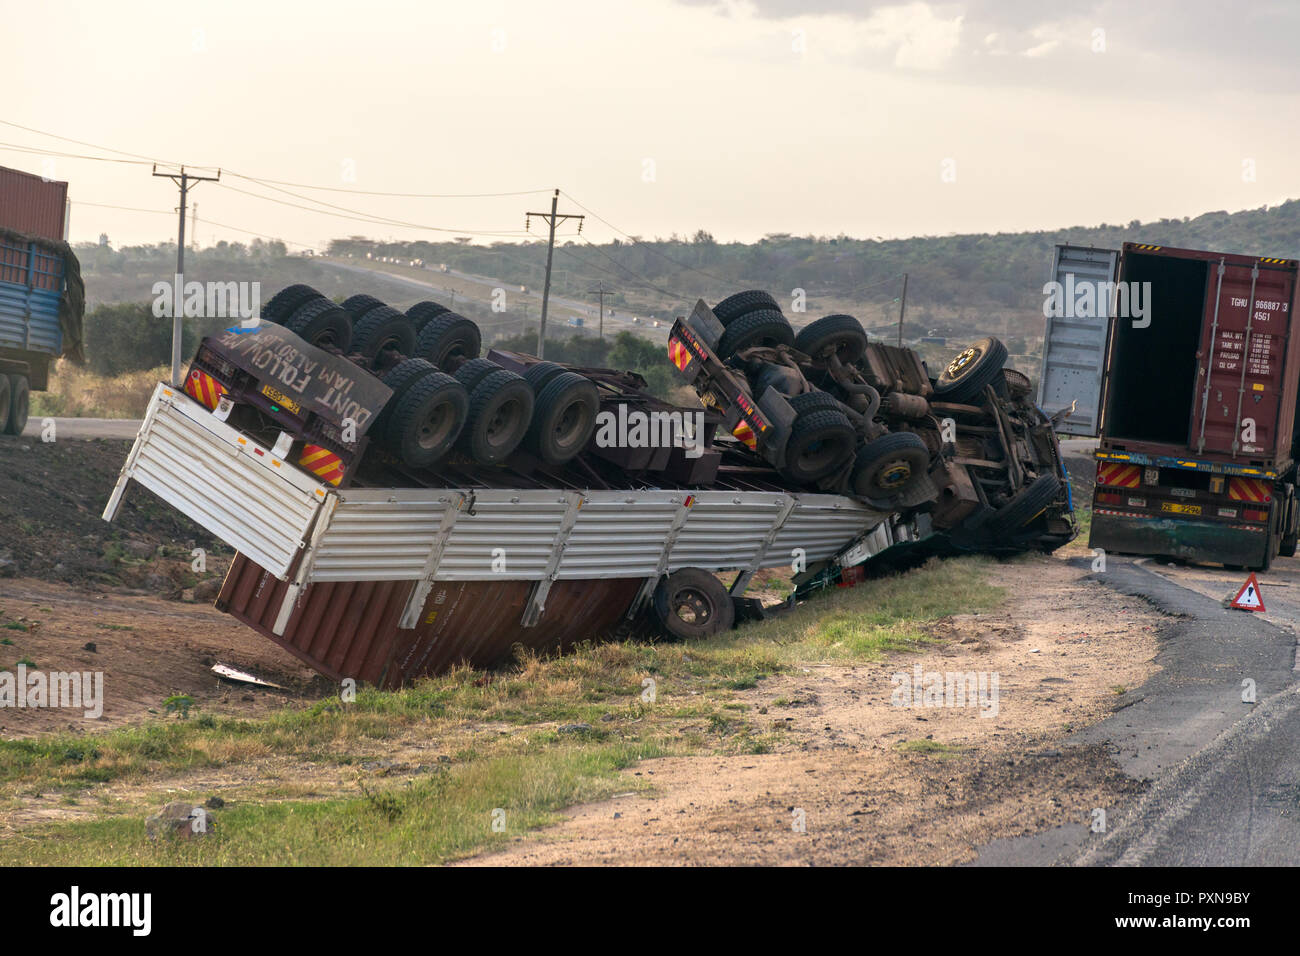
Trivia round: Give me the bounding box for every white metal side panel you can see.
[666,492,787,572]
[120,384,326,579]
[311,490,452,581]
[437,492,571,580]
[560,492,683,577]
[1038,244,1119,437]
[770,496,885,567]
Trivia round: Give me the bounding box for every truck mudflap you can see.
[1090,510,1270,568]
[102,383,330,579]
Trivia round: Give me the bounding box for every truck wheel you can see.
[933,337,1008,403]
[793,314,868,364]
[526,372,599,464]
[713,290,781,327]
[788,390,845,416]
[653,568,734,640]
[5,374,29,436]
[851,432,930,501]
[341,294,387,322]
[458,369,535,464]
[285,298,352,350]
[716,309,794,360]
[0,375,10,435]
[413,313,481,371]
[986,473,1062,535]
[454,357,503,393]
[778,409,856,484]
[375,358,439,435]
[351,306,416,363]
[406,300,452,331]
[263,284,324,324]
[524,361,567,391]
[384,371,467,469]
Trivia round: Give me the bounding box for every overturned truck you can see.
[103,285,1075,686]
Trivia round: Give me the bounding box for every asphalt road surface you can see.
[973,554,1300,866]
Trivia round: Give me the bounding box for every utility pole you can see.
[190,203,199,251]
[588,281,615,340]
[153,165,220,385]
[526,189,583,358]
[896,272,909,347]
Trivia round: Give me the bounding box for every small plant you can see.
[359,782,404,822]
[16,657,36,668]
[163,694,195,719]
[95,623,134,632]
[3,622,27,632]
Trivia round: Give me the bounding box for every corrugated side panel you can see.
[312,490,452,581]
[219,554,642,685]
[562,493,682,577]
[770,495,886,567]
[438,494,572,580]
[0,167,67,241]
[666,491,788,571]
[218,554,412,687]
[127,385,327,578]
[0,235,64,354]
[1038,244,1118,437]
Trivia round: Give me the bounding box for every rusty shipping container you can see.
[0,165,68,241]
[1041,241,1300,569]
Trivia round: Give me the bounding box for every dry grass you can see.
[29,361,166,419]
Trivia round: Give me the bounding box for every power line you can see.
[525,189,584,358]
[223,170,550,199]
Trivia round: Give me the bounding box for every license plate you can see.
[1170,487,1195,498]
[1160,502,1202,516]
[260,383,302,416]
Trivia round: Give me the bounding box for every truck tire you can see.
[0,375,10,435]
[285,298,352,350]
[453,357,503,393]
[458,369,535,464]
[716,309,794,360]
[383,371,467,469]
[375,358,439,435]
[788,390,844,416]
[985,473,1061,535]
[413,313,481,371]
[341,294,387,322]
[778,409,856,485]
[850,432,930,501]
[263,284,324,324]
[713,290,781,326]
[653,568,734,640]
[524,361,567,391]
[933,337,1008,403]
[794,314,868,364]
[351,306,416,363]
[406,300,452,331]
[3,374,27,435]
[526,372,600,464]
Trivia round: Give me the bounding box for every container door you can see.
[1190,258,1298,459]
[1038,244,1119,436]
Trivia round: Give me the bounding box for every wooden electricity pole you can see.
[896,272,909,347]
[153,165,220,385]
[526,189,583,358]
[588,281,615,339]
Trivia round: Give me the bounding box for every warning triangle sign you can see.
[1230,573,1266,612]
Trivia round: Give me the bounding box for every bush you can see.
[84,302,173,377]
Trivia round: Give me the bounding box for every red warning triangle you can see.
[1230,572,1265,612]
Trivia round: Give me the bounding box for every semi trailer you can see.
[104,284,1076,686]
[1041,241,1300,570]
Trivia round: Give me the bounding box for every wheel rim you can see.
[876,458,913,491]
[671,587,715,625]
[417,402,455,450]
[947,347,980,378]
[796,436,845,474]
[486,399,522,449]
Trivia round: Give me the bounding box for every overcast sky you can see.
[5,0,1298,248]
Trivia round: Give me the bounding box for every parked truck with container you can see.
[1041,241,1300,571]
[0,165,85,435]
[103,283,1076,686]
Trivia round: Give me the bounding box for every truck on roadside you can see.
[103,283,1077,686]
[0,165,85,435]
[1041,241,1300,571]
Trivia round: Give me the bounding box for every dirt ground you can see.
[458,556,1165,866]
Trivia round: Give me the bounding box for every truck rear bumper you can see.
[1089,510,1269,567]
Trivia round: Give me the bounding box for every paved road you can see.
[972,554,1300,866]
[17,417,141,440]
